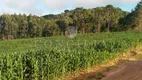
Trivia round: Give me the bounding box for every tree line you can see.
[0,14,60,39]
[0,0,142,39]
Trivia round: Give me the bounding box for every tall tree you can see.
[56,19,68,35]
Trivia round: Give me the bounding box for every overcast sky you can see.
[0,0,140,16]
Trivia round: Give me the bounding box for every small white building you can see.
[65,26,78,38]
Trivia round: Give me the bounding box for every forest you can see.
[0,1,142,39]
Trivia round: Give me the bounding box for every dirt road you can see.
[103,60,142,80]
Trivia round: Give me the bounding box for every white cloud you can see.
[42,0,140,12]
[74,0,110,7]
[0,0,141,16]
[0,0,43,15]
[6,0,36,9]
[74,0,140,8]
[43,0,71,10]
[118,0,140,4]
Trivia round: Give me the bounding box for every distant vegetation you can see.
[0,1,142,39]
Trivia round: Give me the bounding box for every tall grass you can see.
[0,32,142,80]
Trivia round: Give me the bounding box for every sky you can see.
[0,0,140,16]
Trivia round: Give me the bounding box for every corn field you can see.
[0,32,142,80]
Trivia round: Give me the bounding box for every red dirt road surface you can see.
[103,60,142,80]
